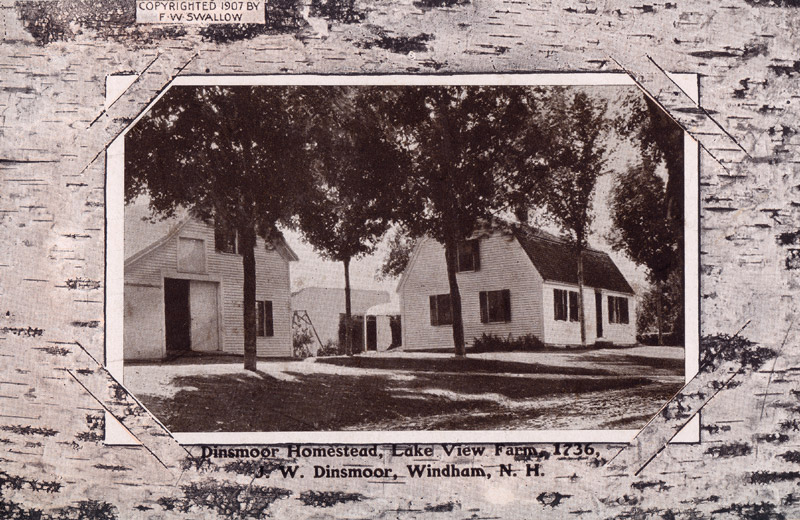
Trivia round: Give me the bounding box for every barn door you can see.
[190,281,219,351]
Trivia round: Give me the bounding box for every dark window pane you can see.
[431,294,452,326]
[608,296,615,323]
[620,298,629,324]
[456,241,475,272]
[214,220,237,254]
[438,294,453,325]
[265,301,274,336]
[471,240,481,271]
[479,291,488,323]
[487,290,502,322]
[554,289,568,321]
[502,289,511,322]
[256,301,265,336]
[569,291,579,322]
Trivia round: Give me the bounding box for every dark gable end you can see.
[513,229,635,295]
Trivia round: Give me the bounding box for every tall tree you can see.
[293,88,406,355]
[614,90,685,345]
[376,85,543,357]
[377,228,417,281]
[609,163,681,345]
[125,86,312,371]
[615,92,684,224]
[525,90,609,346]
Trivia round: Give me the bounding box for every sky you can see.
[125,84,679,301]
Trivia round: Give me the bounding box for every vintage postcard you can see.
[0,1,797,518]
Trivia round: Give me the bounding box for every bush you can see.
[316,340,346,357]
[293,328,315,359]
[637,332,681,346]
[471,333,544,353]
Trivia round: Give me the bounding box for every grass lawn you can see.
[124,347,685,432]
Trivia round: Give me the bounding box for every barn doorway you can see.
[164,278,191,354]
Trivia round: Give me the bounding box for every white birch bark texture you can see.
[0,0,798,517]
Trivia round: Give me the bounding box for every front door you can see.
[595,290,603,339]
[164,278,191,355]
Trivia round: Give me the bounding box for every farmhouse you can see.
[397,225,636,350]
[123,213,298,360]
[291,286,390,353]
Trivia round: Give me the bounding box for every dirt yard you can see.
[123,347,685,432]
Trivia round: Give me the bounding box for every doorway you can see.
[338,314,365,353]
[164,278,191,354]
[366,316,377,351]
[595,290,603,339]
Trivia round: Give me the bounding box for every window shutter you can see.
[553,289,559,320]
[620,298,629,324]
[265,301,274,336]
[256,301,265,337]
[429,295,438,326]
[479,291,488,324]
[568,291,577,322]
[471,240,481,271]
[502,289,511,322]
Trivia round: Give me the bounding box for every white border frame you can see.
[105,72,700,445]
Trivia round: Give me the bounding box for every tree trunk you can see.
[577,248,587,347]
[343,257,354,356]
[240,225,258,371]
[657,279,664,346]
[444,239,466,357]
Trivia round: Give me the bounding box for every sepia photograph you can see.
[114,76,695,439]
[4,0,798,515]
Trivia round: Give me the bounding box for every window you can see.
[554,289,568,321]
[480,289,511,323]
[256,300,274,337]
[608,296,629,324]
[177,237,205,273]
[455,240,481,272]
[569,291,579,322]
[429,294,453,326]
[214,220,238,254]
[554,288,580,322]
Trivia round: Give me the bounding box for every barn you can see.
[397,225,637,350]
[123,213,298,361]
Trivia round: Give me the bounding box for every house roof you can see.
[395,225,634,296]
[513,228,635,294]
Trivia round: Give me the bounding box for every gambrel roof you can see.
[513,228,635,295]
[396,224,635,295]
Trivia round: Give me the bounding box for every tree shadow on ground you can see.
[135,367,678,432]
[314,356,614,376]
[583,353,684,372]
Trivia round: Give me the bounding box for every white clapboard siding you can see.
[542,282,636,346]
[125,218,292,358]
[400,233,544,350]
